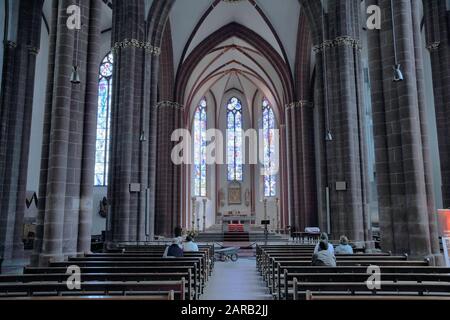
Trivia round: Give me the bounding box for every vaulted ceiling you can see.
[41,0,300,111]
[170,0,300,75]
[171,0,300,112]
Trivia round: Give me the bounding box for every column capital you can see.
[426,41,441,52]
[155,101,184,110]
[313,36,362,54]
[4,41,17,49]
[111,38,161,56]
[286,100,313,110]
[26,45,40,55]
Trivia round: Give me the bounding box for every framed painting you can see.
[228,182,241,205]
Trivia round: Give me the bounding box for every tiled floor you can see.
[201,257,273,300]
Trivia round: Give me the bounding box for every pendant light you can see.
[71,0,81,84]
[322,0,333,142]
[391,0,403,82]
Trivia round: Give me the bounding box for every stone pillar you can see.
[0,0,43,269]
[107,0,150,243]
[31,0,101,266]
[301,0,371,245]
[153,21,183,237]
[154,101,184,236]
[424,0,450,209]
[286,10,318,233]
[368,0,441,261]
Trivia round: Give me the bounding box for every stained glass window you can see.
[262,98,276,196]
[94,52,113,186]
[193,98,207,196]
[227,97,243,181]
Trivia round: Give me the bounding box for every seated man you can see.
[312,240,336,267]
[335,235,354,255]
[183,236,199,252]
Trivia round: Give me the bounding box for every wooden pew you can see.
[71,252,210,280]
[292,279,450,300]
[282,271,450,299]
[50,258,206,294]
[304,291,450,301]
[266,257,426,293]
[0,280,186,299]
[24,265,199,300]
[0,293,176,301]
[278,266,450,300]
[0,272,195,300]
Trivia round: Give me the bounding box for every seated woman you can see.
[183,236,199,252]
[312,240,336,267]
[335,235,354,254]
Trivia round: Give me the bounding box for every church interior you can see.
[1,0,450,305]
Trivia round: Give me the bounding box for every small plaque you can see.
[261,220,270,225]
[336,181,347,191]
[129,183,141,193]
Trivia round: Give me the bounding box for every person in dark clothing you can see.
[163,226,184,258]
[164,238,184,258]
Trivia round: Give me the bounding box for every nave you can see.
[1,241,450,301]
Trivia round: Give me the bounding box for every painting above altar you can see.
[228,181,241,205]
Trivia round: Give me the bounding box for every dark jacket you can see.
[166,244,184,257]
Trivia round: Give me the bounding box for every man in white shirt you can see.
[183,236,199,252]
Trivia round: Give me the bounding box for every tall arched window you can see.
[94,52,113,186]
[227,97,243,181]
[262,98,276,196]
[193,98,207,196]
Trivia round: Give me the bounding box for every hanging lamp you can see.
[391,0,404,82]
[71,0,81,84]
[322,0,333,142]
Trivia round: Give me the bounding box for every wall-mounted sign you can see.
[129,183,141,193]
[336,181,347,191]
[438,209,450,237]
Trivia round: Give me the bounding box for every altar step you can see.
[195,231,287,243]
[224,232,249,242]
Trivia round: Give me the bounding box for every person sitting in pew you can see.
[335,235,354,255]
[312,240,336,267]
[183,236,199,252]
[314,233,334,255]
[163,238,184,258]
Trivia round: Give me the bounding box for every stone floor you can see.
[200,257,273,300]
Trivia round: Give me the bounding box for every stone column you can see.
[0,0,44,269]
[368,0,441,262]
[424,0,450,209]
[107,0,150,243]
[286,10,318,233]
[152,18,184,238]
[301,0,371,245]
[31,0,101,266]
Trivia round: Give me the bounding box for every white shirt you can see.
[314,242,335,255]
[183,241,199,252]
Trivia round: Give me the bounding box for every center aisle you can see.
[200,257,273,300]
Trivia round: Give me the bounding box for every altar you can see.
[221,213,255,232]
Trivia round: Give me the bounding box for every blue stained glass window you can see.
[227,97,243,181]
[262,98,276,196]
[94,52,113,186]
[193,98,207,196]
